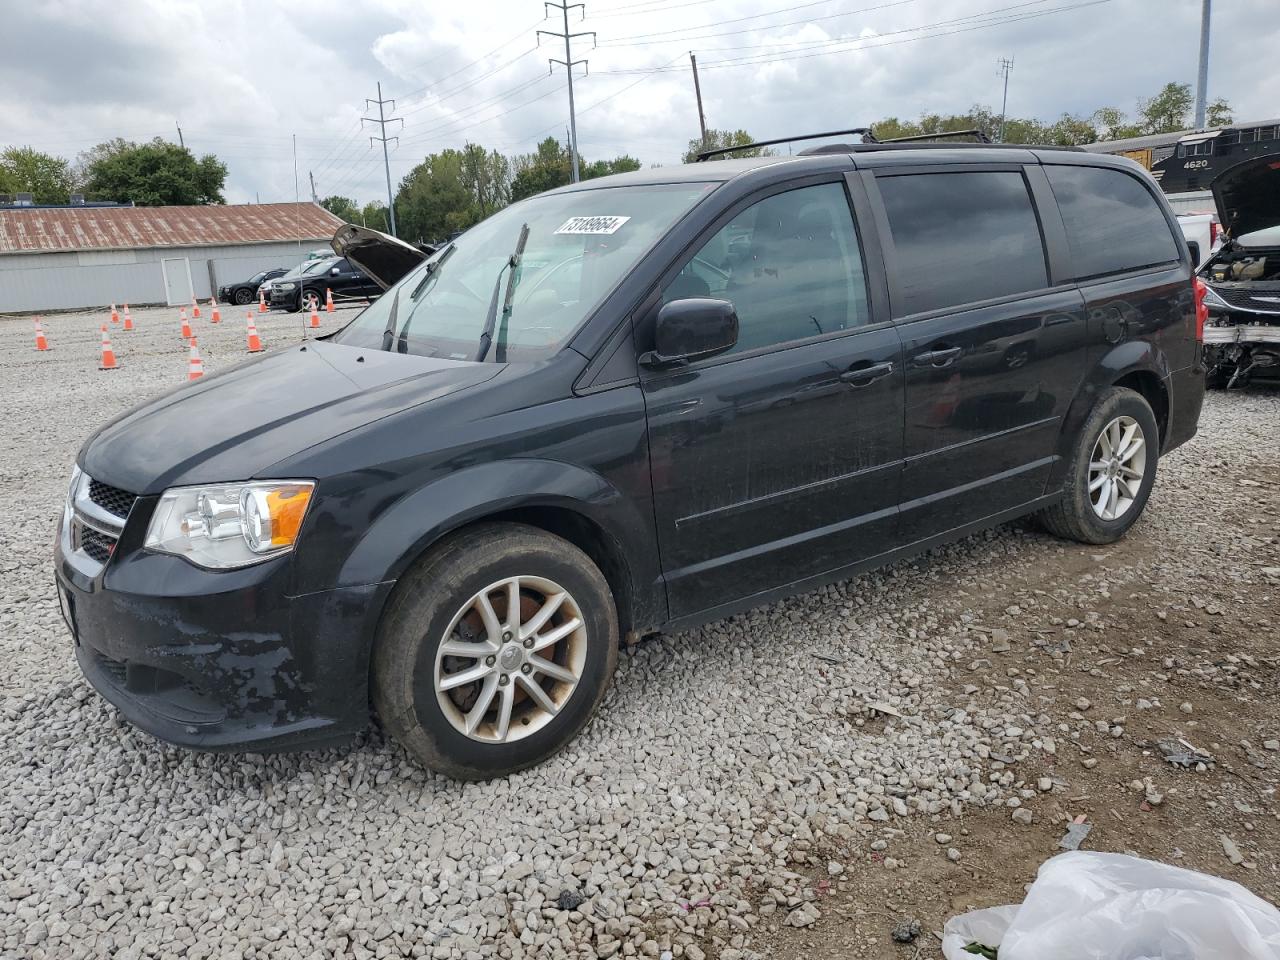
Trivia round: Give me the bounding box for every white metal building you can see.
[0,202,344,314]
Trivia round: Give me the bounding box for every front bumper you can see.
[269,287,298,309]
[55,502,392,752]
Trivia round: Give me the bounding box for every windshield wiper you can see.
[475,223,529,363]
[382,242,455,351]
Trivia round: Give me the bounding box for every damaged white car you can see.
[1200,155,1280,387]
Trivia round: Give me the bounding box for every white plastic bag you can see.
[942,851,1280,960]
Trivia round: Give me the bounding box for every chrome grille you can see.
[69,471,132,568]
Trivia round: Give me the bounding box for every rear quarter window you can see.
[878,171,1049,317]
[1045,165,1180,279]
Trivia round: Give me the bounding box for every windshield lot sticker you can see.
[554,215,630,235]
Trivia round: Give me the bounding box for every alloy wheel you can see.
[1088,415,1147,521]
[433,575,587,743]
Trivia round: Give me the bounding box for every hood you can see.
[81,342,500,495]
[330,223,428,290]
[1212,155,1280,239]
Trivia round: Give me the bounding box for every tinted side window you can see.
[662,182,870,356]
[1045,165,1179,279]
[878,171,1048,316]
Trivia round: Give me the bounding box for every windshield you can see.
[248,271,267,284]
[334,182,716,361]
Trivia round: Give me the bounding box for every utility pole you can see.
[538,3,596,183]
[363,82,403,236]
[997,56,1014,143]
[1194,0,1211,128]
[308,170,318,204]
[690,52,708,151]
[175,122,184,149]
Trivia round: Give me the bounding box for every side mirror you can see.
[643,298,738,367]
[1186,240,1201,268]
[330,266,341,276]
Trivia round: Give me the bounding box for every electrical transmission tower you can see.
[363,82,403,237]
[538,2,596,183]
[997,56,1014,143]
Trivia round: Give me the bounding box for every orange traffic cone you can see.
[110,303,120,324]
[34,318,49,352]
[187,340,204,380]
[258,288,267,313]
[246,314,263,353]
[191,296,201,318]
[211,301,221,324]
[309,303,321,329]
[122,304,134,331]
[325,288,334,313]
[99,325,119,370]
[180,308,192,340]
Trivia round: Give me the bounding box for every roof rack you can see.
[695,127,1023,162]
[695,128,876,161]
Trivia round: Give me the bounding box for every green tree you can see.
[1137,81,1194,134]
[682,129,772,163]
[0,147,74,203]
[361,201,391,232]
[582,155,641,179]
[1042,113,1100,146]
[1206,97,1233,128]
[511,137,573,201]
[80,137,227,205]
[459,142,512,218]
[320,195,360,221]
[1091,106,1142,140]
[395,149,475,243]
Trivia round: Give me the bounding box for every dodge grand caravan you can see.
[55,135,1205,779]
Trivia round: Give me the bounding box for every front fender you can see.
[335,456,658,611]
[1048,340,1169,488]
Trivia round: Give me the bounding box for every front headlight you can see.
[144,481,315,569]
[1201,284,1231,310]
[279,282,296,291]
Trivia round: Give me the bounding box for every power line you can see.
[538,1,597,183]
[363,83,403,236]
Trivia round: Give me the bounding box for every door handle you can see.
[839,360,895,386]
[911,345,963,368]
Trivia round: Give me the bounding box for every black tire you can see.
[300,289,322,313]
[372,523,619,780]
[233,287,254,306]
[1036,386,1160,544]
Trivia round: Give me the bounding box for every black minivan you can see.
[55,138,1205,779]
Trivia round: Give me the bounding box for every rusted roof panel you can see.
[0,203,346,254]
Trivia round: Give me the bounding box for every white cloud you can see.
[2,0,1277,205]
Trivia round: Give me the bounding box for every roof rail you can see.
[877,128,992,144]
[695,128,876,161]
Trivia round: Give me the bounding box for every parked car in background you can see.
[1177,212,1220,269]
[56,136,1203,780]
[1198,155,1280,387]
[218,268,287,306]
[269,256,380,312]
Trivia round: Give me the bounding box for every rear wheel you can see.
[1036,387,1159,544]
[373,523,618,779]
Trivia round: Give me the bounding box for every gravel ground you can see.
[1,304,1277,959]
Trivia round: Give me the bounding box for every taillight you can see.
[1193,277,1208,343]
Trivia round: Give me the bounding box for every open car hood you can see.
[1212,155,1280,240]
[330,223,429,290]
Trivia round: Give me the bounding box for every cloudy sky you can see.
[2,0,1276,206]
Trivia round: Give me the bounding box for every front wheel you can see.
[233,287,254,305]
[300,289,322,313]
[373,523,618,780]
[1036,386,1159,544]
